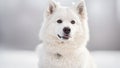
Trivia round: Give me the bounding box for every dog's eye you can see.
[71,20,75,24]
[57,19,62,23]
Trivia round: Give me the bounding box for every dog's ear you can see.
[75,0,87,19]
[46,0,58,16]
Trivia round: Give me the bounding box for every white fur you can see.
[36,0,96,68]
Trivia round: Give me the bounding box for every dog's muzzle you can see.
[57,27,71,40]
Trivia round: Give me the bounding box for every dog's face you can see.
[47,8,82,41]
[40,0,89,44]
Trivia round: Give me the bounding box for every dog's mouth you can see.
[57,34,70,40]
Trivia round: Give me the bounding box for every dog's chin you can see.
[57,34,71,41]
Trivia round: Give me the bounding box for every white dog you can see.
[37,0,96,68]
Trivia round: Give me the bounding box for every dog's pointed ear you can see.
[46,0,58,16]
[75,0,87,19]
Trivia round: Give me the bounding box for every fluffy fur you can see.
[36,0,96,68]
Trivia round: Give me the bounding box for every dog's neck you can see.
[43,42,87,57]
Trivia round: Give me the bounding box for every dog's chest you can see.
[41,52,85,68]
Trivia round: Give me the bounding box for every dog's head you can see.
[40,0,89,45]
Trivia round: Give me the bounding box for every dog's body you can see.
[37,0,96,68]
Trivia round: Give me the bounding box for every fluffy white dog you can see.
[37,0,96,68]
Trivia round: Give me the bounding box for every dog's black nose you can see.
[63,27,71,34]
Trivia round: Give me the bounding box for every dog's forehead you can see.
[55,7,78,19]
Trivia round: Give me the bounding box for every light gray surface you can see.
[0,50,120,68]
[0,50,38,68]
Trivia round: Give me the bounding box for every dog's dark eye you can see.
[57,19,62,23]
[71,20,75,24]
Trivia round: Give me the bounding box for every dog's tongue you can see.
[63,34,69,39]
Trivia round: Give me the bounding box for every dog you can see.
[36,0,96,68]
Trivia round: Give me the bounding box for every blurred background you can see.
[0,0,120,50]
[0,0,120,68]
